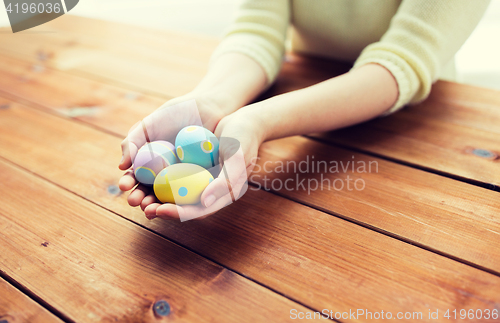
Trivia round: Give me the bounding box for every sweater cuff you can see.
[353,46,421,116]
[210,33,284,86]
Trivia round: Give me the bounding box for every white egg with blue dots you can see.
[175,125,219,169]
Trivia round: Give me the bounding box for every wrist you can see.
[229,102,269,145]
[162,91,237,132]
[193,52,268,114]
[190,88,241,116]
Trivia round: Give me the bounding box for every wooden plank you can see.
[0,53,163,136]
[0,159,310,322]
[397,82,500,135]
[254,136,500,270]
[0,54,499,274]
[1,98,500,321]
[46,14,219,60]
[0,278,62,323]
[0,15,218,98]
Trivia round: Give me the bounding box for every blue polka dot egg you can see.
[154,163,214,205]
[175,125,219,168]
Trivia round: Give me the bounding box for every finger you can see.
[119,121,142,170]
[119,139,140,170]
[179,193,233,222]
[218,141,249,201]
[188,195,232,221]
[200,136,249,208]
[140,194,158,211]
[119,169,137,191]
[155,203,182,220]
[200,177,230,208]
[152,191,233,222]
[144,203,161,219]
[127,184,151,207]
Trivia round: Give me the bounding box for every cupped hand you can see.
[118,94,226,211]
[145,106,266,221]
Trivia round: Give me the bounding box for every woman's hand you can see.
[118,93,229,211]
[144,106,266,221]
[118,52,268,219]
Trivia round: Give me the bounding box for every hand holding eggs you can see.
[132,126,219,205]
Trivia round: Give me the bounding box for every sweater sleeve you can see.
[209,0,290,85]
[353,0,491,115]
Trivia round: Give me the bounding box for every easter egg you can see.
[133,141,177,185]
[175,126,219,169]
[153,163,214,205]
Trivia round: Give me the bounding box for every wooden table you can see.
[0,16,499,323]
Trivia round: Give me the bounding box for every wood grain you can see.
[0,278,62,323]
[254,136,500,271]
[0,15,218,98]
[0,53,164,136]
[1,98,500,322]
[0,159,311,322]
[398,82,500,135]
[0,54,498,274]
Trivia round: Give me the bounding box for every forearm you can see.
[242,63,398,142]
[192,52,268,115]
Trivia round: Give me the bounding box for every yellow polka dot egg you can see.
[175,125,219,169]
[154,163,214,205]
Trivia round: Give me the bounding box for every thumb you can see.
[119,120,146,170]
[201,177,232,208]
[201,138,249,207]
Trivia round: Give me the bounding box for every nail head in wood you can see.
[36,51,49,61]
[153,300,171,317]
[107,185,120,195]
[472,148,496,159]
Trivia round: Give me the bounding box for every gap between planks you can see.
[306,135,500,193]
[0,273,73,323]
[260,184,500,278]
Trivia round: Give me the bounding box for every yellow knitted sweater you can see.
[211,0,491,114]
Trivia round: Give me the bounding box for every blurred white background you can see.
[1,0,499,90]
